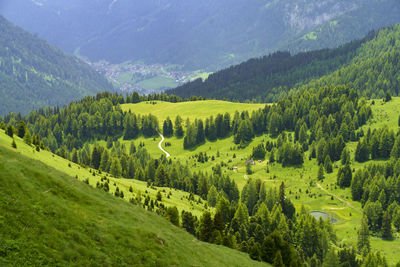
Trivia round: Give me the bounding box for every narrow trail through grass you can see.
[316,183,361,214]
[158,132,171,157]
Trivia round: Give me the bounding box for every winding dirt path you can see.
[316,183,361,214]
[158,132,171,158]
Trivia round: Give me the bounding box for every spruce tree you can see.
[318,164,325,181]
[110,158,122,177]
[357,216,370,256]
[382,210,393,240]
[199,211,214,242]
[324,155,333,173]
[91,147,101,169]
[23,129,32,146]
[207,186,219,207]
[6,124,13,137]
[11,138,17,148]
[16,121,26,138]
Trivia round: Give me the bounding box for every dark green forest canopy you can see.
[168,24,400,102]
[0,15,112,115]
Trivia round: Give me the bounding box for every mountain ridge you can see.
[0,15,113,115]
[2,0,399,70]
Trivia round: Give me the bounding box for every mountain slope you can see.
[0,15,112,115]
[299,24,400,98]
[1,0,399,70]
[168,24,400,101]
[167,33,373,101]
[0,132,267,266]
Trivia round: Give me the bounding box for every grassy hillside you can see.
[121,100,265,123]
[0,132,268,266]
[0,130,209,218]
[116,99,400,264]
[0,15,112,115]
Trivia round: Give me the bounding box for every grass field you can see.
[3,97,400,264]
[137,76,179,90]
[0,138,268,266]
[0,131,209,218]
[121,100,265,125]
[120,98,400,264]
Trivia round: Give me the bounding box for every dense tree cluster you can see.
[301,25,400,99]
[0,92,189,152]
[167,34,373,102]
[355,127,397,162]
[351,160,400,238]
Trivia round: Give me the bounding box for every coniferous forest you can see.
[1,4,400,267]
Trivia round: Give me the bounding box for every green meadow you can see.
[0,136,268,266]
[121,100,265,124]
[120,97,400,264]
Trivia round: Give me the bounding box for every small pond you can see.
[310,211,337,223]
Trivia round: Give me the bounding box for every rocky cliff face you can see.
[284,0,358,33]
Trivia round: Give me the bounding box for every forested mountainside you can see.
[0,15,112,115]
[168,33,373,101]
[1,0,399,70]
[300,25,400,98]
[168,25,400,101]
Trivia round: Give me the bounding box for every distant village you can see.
[87,60,193,94]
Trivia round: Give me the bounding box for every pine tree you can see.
[110,158,122,177]
[199,211,214,242]
[16,121,26,138]
[207,186,219,207]
[385,90,392,102]
[324,155,333,173]
[318,164,325,181]
[71,149,79,164]
[182,211,196,235]
[155,164,169,187]
[91,147,101,169]
[6,124,13,137]
[174,115,184,138]
[341,148,350,165]
[165,206,179,226]
[382,210,393,240]
[357,216,370,256]
[11,138,17,148]
[23,129,32,146]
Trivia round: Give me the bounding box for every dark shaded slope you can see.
[167,34,373,101]
[0,15,112,115]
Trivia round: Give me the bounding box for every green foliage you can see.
[5,124,13,137]
[11,138,16,149]
[207,186,219,208]
[0,16,111,115]
[252,144,266,160]
[337,163,352,188]
[169,36,371,101]
[317,164,325,181]
[358,217,371,256]
[110,158,122,177]
[381,211,393,240]
[165,206,180,227]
